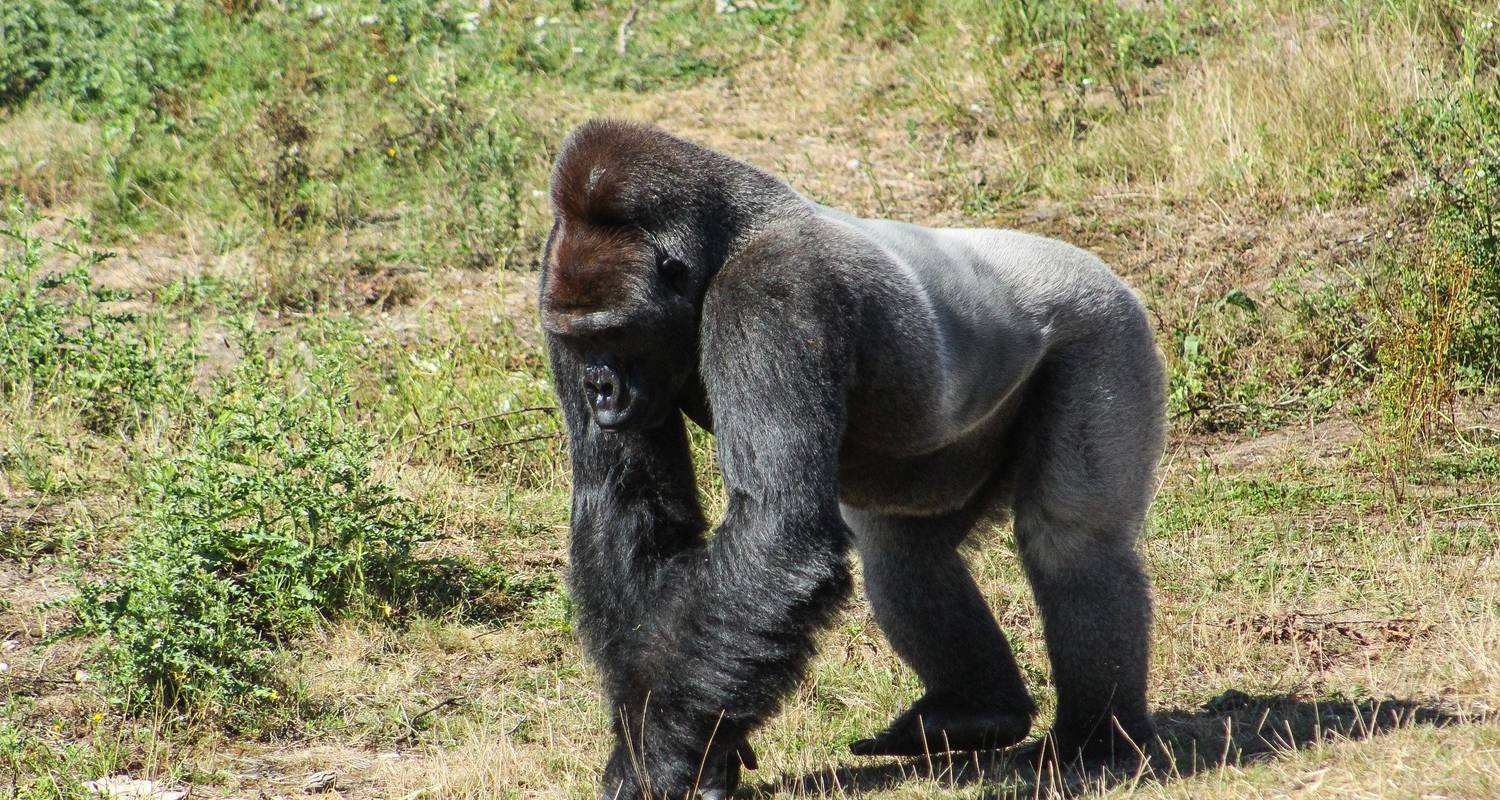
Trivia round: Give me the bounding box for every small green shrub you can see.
[1396,84,1500,382]
[62,323,436,716]
[0,0,214,115]
[0,4,54,106]
[0,206,195,432]
[1375,248,1474,443]
[1375,76,1500,441]
[1164,272,1380,434]
[1166,324,1274,433]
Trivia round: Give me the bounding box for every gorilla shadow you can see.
[765,691,1469,798]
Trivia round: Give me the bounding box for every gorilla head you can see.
[539,223,696,431]
[543,147,699,429]
[538,122,735,432]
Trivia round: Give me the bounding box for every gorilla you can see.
[538,119,1165,798]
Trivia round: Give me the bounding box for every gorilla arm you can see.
[569,238,857,798]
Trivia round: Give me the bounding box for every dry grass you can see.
[3,1,1499,798]
[0,109,100,209]
[1081,13,1437,197]
[175,410,1499,799]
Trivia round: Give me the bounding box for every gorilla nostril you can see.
[583,365,626,417]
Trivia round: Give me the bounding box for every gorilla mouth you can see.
[583,362,643,430]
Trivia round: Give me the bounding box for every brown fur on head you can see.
[539,117,794,361]
[540,119,689,335]
[542,221,651,323]
[549,118,674,224]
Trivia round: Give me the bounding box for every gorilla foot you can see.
[1017,718,1157,771]
[849,693,1032,756]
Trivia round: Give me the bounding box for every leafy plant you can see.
[1396,84,1500,383]
[0,205,195,432]
[0,0,214,116]
[61,322,437,717]
[1374,75,1500,444]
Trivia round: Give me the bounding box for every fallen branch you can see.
[457,432,562,459]
[387,407,556,450]
[396,696,464,743]
[617,3,642,55]
[1432,501,1500,515]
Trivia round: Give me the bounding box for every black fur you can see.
[540,119,1166,798]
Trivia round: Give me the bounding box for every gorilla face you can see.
[540,119,732,434]
[541,225,700,433]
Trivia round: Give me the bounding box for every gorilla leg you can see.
[1016,523,1154,762]
[846,506,1035,756]
[1012,345,1164,763]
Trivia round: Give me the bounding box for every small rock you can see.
[1021,205,1060,224]
[83,777,187,800]
[1204,688,1256,713]
[303,771,338,792]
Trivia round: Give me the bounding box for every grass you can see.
[1,0,1499,797]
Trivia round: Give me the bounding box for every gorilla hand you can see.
[696,739,757,800]
[600,735,756,800]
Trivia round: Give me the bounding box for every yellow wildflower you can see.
[387,73,398,84]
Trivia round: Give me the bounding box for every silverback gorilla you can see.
[539,119,1165,799]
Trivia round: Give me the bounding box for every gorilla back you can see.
[540,119,1165,798]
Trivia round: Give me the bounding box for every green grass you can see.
[59,321,427,717]
[2,1,1499,798]
[0,206,195,435]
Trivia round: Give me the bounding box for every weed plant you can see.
[60,322,436,718]
[0,205,194,433]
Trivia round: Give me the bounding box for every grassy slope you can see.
[2,1,1499,798]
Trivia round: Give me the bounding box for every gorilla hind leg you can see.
[845,505,1036,756]
[1017,525,1154,763]
[1012,342,1164,764]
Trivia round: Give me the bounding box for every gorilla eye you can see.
[658,256,690,295]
